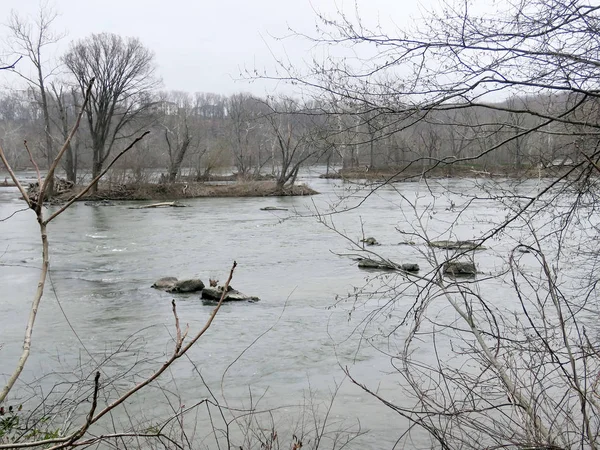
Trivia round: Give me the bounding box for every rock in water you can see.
[400,263,420,272]
[167,279,205,293]
[358,258,395,270]
[443,261,477,276]
[357,258,419,272]
[201,286,259,302]
[152,277,178,290]
[360,237,380,246]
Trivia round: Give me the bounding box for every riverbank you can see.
[54,181,318,201]
[319,165,560,180]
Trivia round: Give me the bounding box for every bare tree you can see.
[226,93,267,176]
[264,96,326,191]
[6,3,65,194]
[63,32,158,192]
[157,91,198,182]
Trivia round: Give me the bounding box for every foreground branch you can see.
[0,261,237,449]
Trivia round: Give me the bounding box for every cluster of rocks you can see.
[355,238,480,277]
[151,277,259,302]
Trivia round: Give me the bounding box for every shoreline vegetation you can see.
[26,180,319,201]
[320,164,575,181]
[2,163,578,202]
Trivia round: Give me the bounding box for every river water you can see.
[0,171,571,448]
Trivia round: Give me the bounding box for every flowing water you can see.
[0,171,563,448]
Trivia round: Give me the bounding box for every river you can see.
[0,170,570,448]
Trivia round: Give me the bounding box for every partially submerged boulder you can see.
[443,261,477,276]
[358,258,394,270]
[400,263,420,272]
[152,276,178,290]
[429,240,485,251]
[357,258,419,272]
[167,279,205,293]
[360,237,380,246]
[201,286,260,302]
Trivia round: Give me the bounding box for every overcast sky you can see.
[0,0,426,96]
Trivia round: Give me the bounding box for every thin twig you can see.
[24,140,42,188]
[0,207,29,222]
[0,143,32,207]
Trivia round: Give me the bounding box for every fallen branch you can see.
[128,201,188,209]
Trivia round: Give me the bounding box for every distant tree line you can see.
[1,84,583,178]
[0,4,586,190]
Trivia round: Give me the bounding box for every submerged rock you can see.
[167,279,205,293]
[443,261,477,276]
[151,277,178,290]
[201,286,260,302]
[429,240,485,251]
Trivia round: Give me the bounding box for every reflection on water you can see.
[0,173,578,448]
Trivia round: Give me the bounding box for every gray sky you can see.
[0,0,424,96]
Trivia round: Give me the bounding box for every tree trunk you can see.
[65,145,76,183]
[39,82,55,197]
[289,165,300,186]
[57,91,77,184]
[168,139,191,183]
[90,159,102,194]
